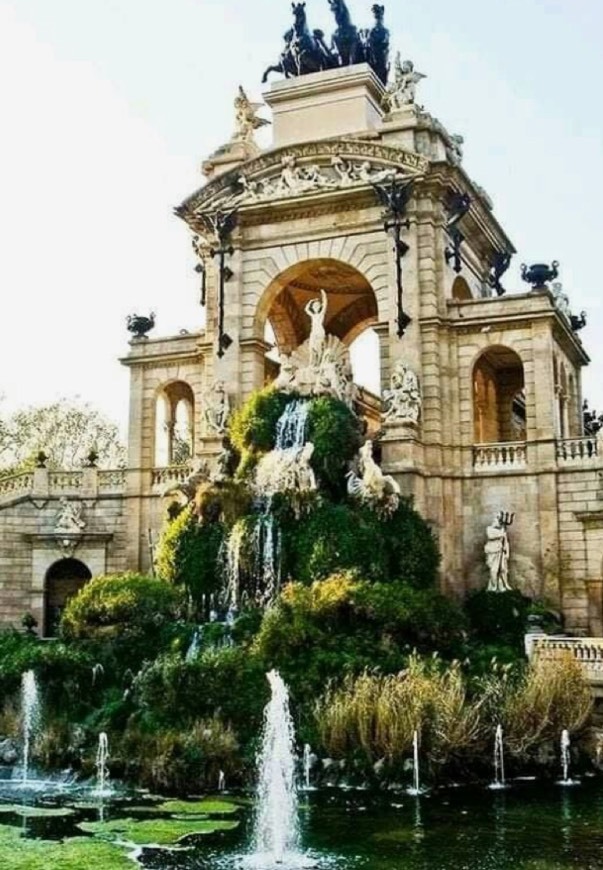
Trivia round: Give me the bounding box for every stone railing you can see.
[0,472,35,499]
[98,469,127,492]
[0,468,126,503]
[48,471,84,491]
[473,441,527,471]
[151,465,193,490]
[557,436,599,464]
[531,636,603,686]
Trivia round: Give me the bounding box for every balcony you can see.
[151,465,193,491]
[557,436,599,465]
[531,635,603,689]
[473,441,527,472]
[0,468,126,503]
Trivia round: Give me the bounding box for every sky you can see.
[1,0,602,432]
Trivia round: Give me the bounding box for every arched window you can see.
[154,381,195,466]
[452,276,472,301]
[44,559,92,638]
[473,347,526,444]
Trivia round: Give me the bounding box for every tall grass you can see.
[316,653,593,772]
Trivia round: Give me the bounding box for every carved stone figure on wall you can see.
[305,289,328,369]
[485,511,514,593]
[54,498,86,534]
[203,381,231,435]
[384,54,426,110]
[383,361,422,424]
[232,86,270,144]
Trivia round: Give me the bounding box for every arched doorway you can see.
[473,346,526,443]
[44,559,92,638]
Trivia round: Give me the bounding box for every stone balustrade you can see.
[473,441,527,471]
[0,468,126,502]
[151,465,193,489]
[557,436,599,464]
[0,472,34,499]
[531,636,603,686]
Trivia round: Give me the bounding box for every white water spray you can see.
[490,725,506,790]
[93,732,111,797]
[252,671,300,865]
[303,744,312,790]
[408,730,421,796]
[560,730,572,785]
[21,671,40,785]
[218,770,226,793]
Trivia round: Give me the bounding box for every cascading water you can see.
[251,671,301,867]
[185,628,203,663]
[220,521,246,613]
[93,732,111,797]
[489,725,506,790]
[21,670,40,785]
[276,400,309,451]
[252,513,282,606]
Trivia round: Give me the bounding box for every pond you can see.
[2,779,603,870]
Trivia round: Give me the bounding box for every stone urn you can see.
[127,313,156,340]
[521,261,560,291]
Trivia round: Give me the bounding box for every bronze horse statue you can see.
[327,0,364,66]
[263,3,335,82]
[363,4,390,85]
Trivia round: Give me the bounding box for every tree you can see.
[0,399,126,474]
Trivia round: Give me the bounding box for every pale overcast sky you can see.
[1,0,602,430]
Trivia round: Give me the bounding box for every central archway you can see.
[256,258,379,356]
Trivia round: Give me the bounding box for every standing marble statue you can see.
[305,289,328,369]
[203,381,231,435]
[383,361,422,424]
[484,511,514,593]
[384,54,426,110]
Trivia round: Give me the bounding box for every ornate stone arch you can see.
[249,246,388,353]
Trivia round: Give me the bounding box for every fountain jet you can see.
[21,671,40,786]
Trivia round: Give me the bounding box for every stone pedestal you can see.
[264,64,385,146]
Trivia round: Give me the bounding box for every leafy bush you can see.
[155,505,225,610]
[465,589,531,647]
[134,647,268,743]
[229,388,294,476]
[118,717,240,794]
[306,396,363,495]
[283,499,439,588]
[252,575,466,702]
[60,573,183,670]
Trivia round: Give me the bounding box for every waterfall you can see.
[93,732,111,797]
[252,513,282,606]
[185,628,203,663]
[219,522,246,612]
[21,671,40,785]
[490,725,506,790]
[252,671,300,864]
[276,400,309,451]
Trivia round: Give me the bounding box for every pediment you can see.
[176,138,428,225]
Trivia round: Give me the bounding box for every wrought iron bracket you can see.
[372,177,414,338]
[445,228,465,275]
[488,251,512,297]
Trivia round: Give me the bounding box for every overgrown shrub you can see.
[252,575,466,701]
[465,589,531,647]
[306,396,363,495]
[118,717,240,794]
[60,573,183,670]
[133,647,268,743]
[229,388,294,476]
[155,505,225,609]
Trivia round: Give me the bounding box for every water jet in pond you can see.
[21,671,40,786]
[92,733,112,798]
[489,725,507,791]
[245,671,315,869]
[407,731,423,796]
[558,729,579,787]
